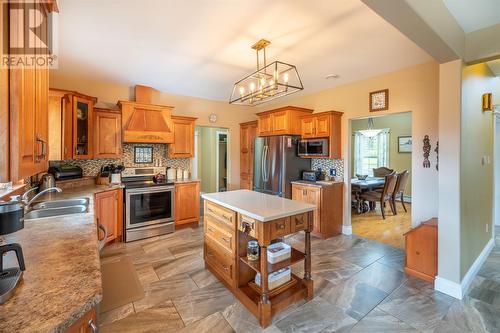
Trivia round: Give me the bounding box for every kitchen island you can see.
[201,190,316,328]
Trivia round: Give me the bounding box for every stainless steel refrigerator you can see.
[253,136,311,198]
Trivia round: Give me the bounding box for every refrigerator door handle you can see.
[263,145,269,182]
[261,145,266,182]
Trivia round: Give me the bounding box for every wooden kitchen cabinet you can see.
[291,182,344,238]
[300,110,343,158]
[48,89,97,160]
[95,188,123,244]
[169,116,196,158]
[94,108,122,158]
[239,120,258,190]
[256,106,313,137]
[6,1,57,182]
[175,181,200,225]
[64,307,97,333]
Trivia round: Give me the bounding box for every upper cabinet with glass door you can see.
[73,97,93,158]
[60,92,97,160]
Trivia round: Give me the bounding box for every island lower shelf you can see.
[202,196,314,328]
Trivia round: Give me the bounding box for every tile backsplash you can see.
[311,158,344,178]
[50,143,191,177]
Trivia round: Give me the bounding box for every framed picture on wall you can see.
[398,136,412,153]
[369,89,389,112]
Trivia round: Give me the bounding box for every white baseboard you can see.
[435,237,494,299]
[342,225,352,235]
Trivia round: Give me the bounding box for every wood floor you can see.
[351,201,412,249]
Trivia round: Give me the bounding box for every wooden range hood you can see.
[118,85,174,143]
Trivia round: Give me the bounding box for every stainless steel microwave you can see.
[298,139,329,157]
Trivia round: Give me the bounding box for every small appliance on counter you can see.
[302,170,322,182]
[0,200,26,304]
[48,165,83,181]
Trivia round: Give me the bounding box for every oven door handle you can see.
[126,186,174,195]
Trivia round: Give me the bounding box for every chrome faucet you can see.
[22,187,62,209]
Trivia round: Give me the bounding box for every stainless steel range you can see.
[122,167,174,242]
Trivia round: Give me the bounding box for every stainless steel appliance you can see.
[47,164,83,180]
[302,170,321,182]
[122,167,175,242]
[253,136,311,198]
[38,173,56,192]
[297,138,329,158]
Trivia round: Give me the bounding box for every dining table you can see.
[351,177,385,213]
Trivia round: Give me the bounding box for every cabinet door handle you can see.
[276,223,285,230]
[222,214,232,222]
[295,218,304,225]
[88,319,98,333]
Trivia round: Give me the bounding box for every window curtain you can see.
[353,129,390,176]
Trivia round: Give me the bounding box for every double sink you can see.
[24,198,90,220]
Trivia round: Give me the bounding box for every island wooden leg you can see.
[303,211,314,300]
[259,245,271,328]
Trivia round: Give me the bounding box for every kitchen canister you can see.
[247,240,259,261]
[176,168,183,180]
[183,169,189,179]
[167,168,176,181]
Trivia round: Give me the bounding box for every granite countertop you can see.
[202,189,315,222]
[291,180,343,188]
[0,183,123,332]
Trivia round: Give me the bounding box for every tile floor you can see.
[99,225,500,333]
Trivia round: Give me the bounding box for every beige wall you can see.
[437,60,463,285]
[257,61,439,227]
[49,74,257,189]
[460,63,496,278]
[351,112,412,195]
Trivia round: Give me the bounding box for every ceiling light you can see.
[229,39,304,106]
[325,74,339,79]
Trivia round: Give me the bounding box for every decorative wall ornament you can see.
[369,89,389,112]
[434,141,439,171]
[423,135,431,168]
[482,93,493,111]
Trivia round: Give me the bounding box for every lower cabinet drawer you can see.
[269,217,291,240]
[205,201,236,230]
[205,221,235,254]
[290,213,308,232]
[204,239,235,286]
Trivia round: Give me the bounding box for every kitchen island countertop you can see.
[202,189,315,222]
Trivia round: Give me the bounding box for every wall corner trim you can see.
[435,237,495,299]
[342,225,352,235]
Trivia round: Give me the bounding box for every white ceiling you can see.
[54,0,432,102]
[487,59,500,76]
[443,0,500,33]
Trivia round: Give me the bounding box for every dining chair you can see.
[360,171,398,219]
[392,170,410,214]
[373,167,394,177]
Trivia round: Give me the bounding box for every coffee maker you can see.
[0,201,26,304]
